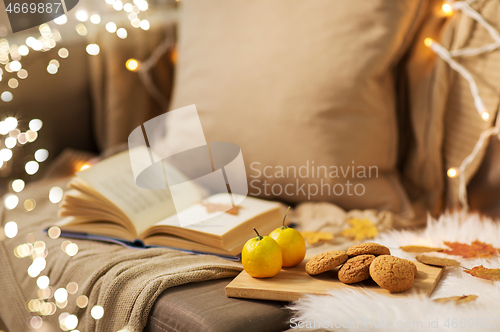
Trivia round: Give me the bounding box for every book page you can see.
[153,194,281,236]
[77,148,202,234]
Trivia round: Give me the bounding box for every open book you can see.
[57,149,282,257]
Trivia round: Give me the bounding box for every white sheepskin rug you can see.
[288,212,500,331]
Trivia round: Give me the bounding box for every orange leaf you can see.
[465,265,500,281]
[400,246,444,253]
[301,231,334,245]
[442,240,499,259]
[434,295,478,304]
[341,218,378,242]
[201,202,241,215]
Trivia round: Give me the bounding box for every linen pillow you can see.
[164,0,426,221]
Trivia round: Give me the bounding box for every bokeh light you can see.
[90,14,101,24]
[91,305,104,319]
[12,179,25,192]
[35,149,49,162]
[65,243,78,256]
[37,276,50,289]
[49,186,64,203]
[106,22,117,33]
[29,119,43,131]
[76,295,88,308]
[54,15,67,25]
[86,44,100,55]
[4,194,19,210]
[4,221,18,238]
[1,91,13,102]
[126,59,139,71]
[24,199,36,211]
[76,10,89,22]
[48,226,61,239]
[25,161,39,175]
[58,48,69,58]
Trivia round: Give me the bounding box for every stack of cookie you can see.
[305,243,417,293]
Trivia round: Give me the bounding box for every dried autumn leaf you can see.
[301,231,334,245]
[201,202,241,215]
[416,255,461,267]
[341,218,378,242]
[465,265,500,281]
[400,245,444,253]
[443,240,499,259]
[434,295,478,304]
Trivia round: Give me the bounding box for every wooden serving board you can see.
[225,260,444,302]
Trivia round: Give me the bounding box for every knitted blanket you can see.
[0,178,243,332]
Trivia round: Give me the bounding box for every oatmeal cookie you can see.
[369,255,415,292]
[347,242,391,257]
[338,254,376,284]
[305,250,348,275]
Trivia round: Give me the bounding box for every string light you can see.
[18,45,29,56]
[4,221,18,237]
[54,288,68,302]
[24,199,36,211]
[76,295,88,308]
[86,44,100,55]
[8,78,19,89]
[80,164,90,171]
[76,10,89,22]
[0,0,159,327]
[5,117,18,130]
[90,14,101,24]
[29,119,43,131]
[35,149,49,162]
[5,137,16,148]
[76,24,88,36]
[113,0,124,10]
[1,91,13,102]
[91,305,104,319]
[18,69,28,79]
[65,243,78,256]
[47,63,58,74]
[425,1,500,210]
[425,37,488,121]
[12,179,25,192]
[140,20,150,31]
[67,282,78,294]
[48,226,61,239]
[58,48,69,58]
[442,3,453,15]
[64,314,78,330]
[25,160,39,175]
[126,58,140,71]
[447,167,458,178]
[117,28,128,39]
[10,60,22,71]
[124,3,133,12]
[106,22,117,33]
[4,194,19,209]
[49,186,64,203]
[37,276,50,289]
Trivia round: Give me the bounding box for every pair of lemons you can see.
[242,207,306,278]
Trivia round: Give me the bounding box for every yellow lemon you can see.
[242,228,282,278]
[269,207,306,267]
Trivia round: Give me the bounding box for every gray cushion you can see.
[144,279,292,332]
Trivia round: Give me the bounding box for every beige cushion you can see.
[165,0,426,220]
